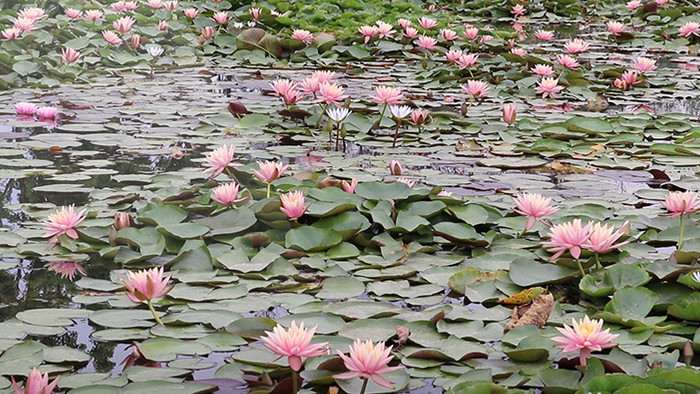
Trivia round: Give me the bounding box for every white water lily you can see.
[389,105,413,119]
[326,107,351,122]
[145,44,164,57]
[693,271,700,284]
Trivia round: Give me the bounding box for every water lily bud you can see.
[114,212,132,230]
[503,103,517,125]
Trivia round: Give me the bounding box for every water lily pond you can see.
[2,0,700,393]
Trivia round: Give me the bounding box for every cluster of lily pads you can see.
[2,0,700,393]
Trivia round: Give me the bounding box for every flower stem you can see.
[291,370,298,394]
[594,252,602,270]
[266,182,271,199]
[579,348,591,367]
[359,378,369,394]
[147,300,164,325]
[376,103,387,129]
[575,258,585,277]
[678,214,685,251]
[392,121,401,148]
[315,103,328,129]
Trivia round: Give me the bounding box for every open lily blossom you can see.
[416,35,437,50]
[633,57,656,73]
[261,321,328,371]
[113,16,136,34]
[693,271,700,284]
[679,21,700,38]
[370,86,404,105]
[358,25,378,43]
[531,64,554,76]
[536,77,564,98]
[46,261,87,280]
[461,80,490,98]
[64,8,82,18]
[326,106,351,122]
[12,368,59,394]
[552,316,619,366]
[61,47,82,63]
[439,28,458,41]
[389,105,412,119]
[582,221,630,254]
[2,27,21,40]
[606,21,625,35]
[312,70,335,83]
[375,21,395,39]
[145,44,165,57]
[556,54,579,70]
[291,29,314,44]
[662,191,700,218]
[534,29,554,41]
[13,17,36,32]
[445,49,463,63]
[43,205,87,243]
[564,38,590,54]
[456,53,479,69]
[203,145,240,177]
[36,106,58,119]
[514,193,558,231]
[403,27,419,39]
[14,102,37,115]
[542,218,592,261]
[417,17,437,30]
[270,79,303,105]
[334,339,403,389]
[317,82,347,106]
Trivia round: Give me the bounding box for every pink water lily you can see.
[203,145,241,177]
[120,266,173,303]
[252,160,289,183]
[261,321,328,371]
[582,221,630,254]
[280,191,310,221]
[12,368,59,394]
[14,102,37,115]
[43,205,87,243]
[535,77,564,98]
[552,316,619,366]
[662,191,700,218]
[46,261,87,280]
[334,339,403,389]
[291,29,314,44]
[371,86,403,105]
[211,182,246,205]
[341,179,358,194]
[514,193,558,231]
[542,218,592,261]
[534,29,554,41]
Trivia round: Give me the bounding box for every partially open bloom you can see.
[112,1,128,12]
[371,86,404,105]
[439,28,458,41]
[445,49,463,63]
[156,20,169,31]
[14,102,37,115]
[510,48,526,57]
[261,321,328,371]
[130,34,141,49]
[679,22,700,38]
[397,18,411,30]
[2,27,21,41]
[542,219,592,260]
[83,10,104,21]
[461,80,490,98]
[564,38,590,54]
[145,44,164,57]
[661,191,700,218]
[61,47,82,63]
[633,57,656,73]
[396,177,415,188]
[148,0,163,8]
[534,29,554,41]
[163,1,178,11]
[120,266,174,303]
[36,106,58,119]
[620,70,640,86]
[12,368,59,394]
[212,11,229,24]
[312,71,335,83]
[249,7,262,21]
[200,26,215,40]
[341,179,358,194]
[556,54,579,70]
[626,0,642,10]
[326,107,351,122]
[606,21,625,35]
[46,261,87,280]
[113,16,136,34]
[456,53,478,69]
[514,193,558,231]
[535,77,564,98]
[503,103,517,125]
[252,160,289,183]
[43,205,87,243]
[334,339,403,389]
[464,27,479,40]
[183,8,198,18]
[102,30,123,45]
[532,64,554,76]
[583,221,630,254]
[389,160,403,175]
[211,182,246,205]
[203,145,240,177]
[409,109,429,125]
[552,316,619,366]
[280,191,309,221]
[317,82,347,106]
[291,29,314,44]
[417,17,437,30]
[358,25,378,43]
[416,35,437,50]
[270,79,303,105]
